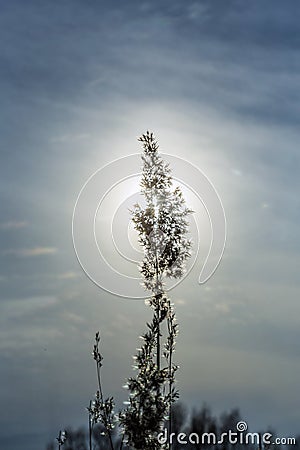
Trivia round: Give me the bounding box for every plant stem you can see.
[119,434,124,450]
[94,339,115,450]
[167,314,173,449]
[156,297,160,372]
[153,196,161,375]
[108,431,114,450]
[155,248,161,399]
[96,360,103,402]
[88,400,92,450]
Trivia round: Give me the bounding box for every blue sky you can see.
[1,1,300,449]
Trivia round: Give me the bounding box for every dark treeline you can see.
[46,402,300,450]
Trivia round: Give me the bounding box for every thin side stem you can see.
[94,337,115,450]
[96,365,114,450]
[88,401,92,450]
[107,430,115,450]
[96,360,104,401]
[167,315,173,449]
[119,434,124,450]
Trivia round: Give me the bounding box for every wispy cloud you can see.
[2,247,58,257]
[57,271,79,279]
[0,295,58,319]
[0,220,28,230]
[62,311,85,324]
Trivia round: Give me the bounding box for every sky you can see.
[0,1,300,448]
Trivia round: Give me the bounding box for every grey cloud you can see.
[0,220,28,230]
[2,246,58,257]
